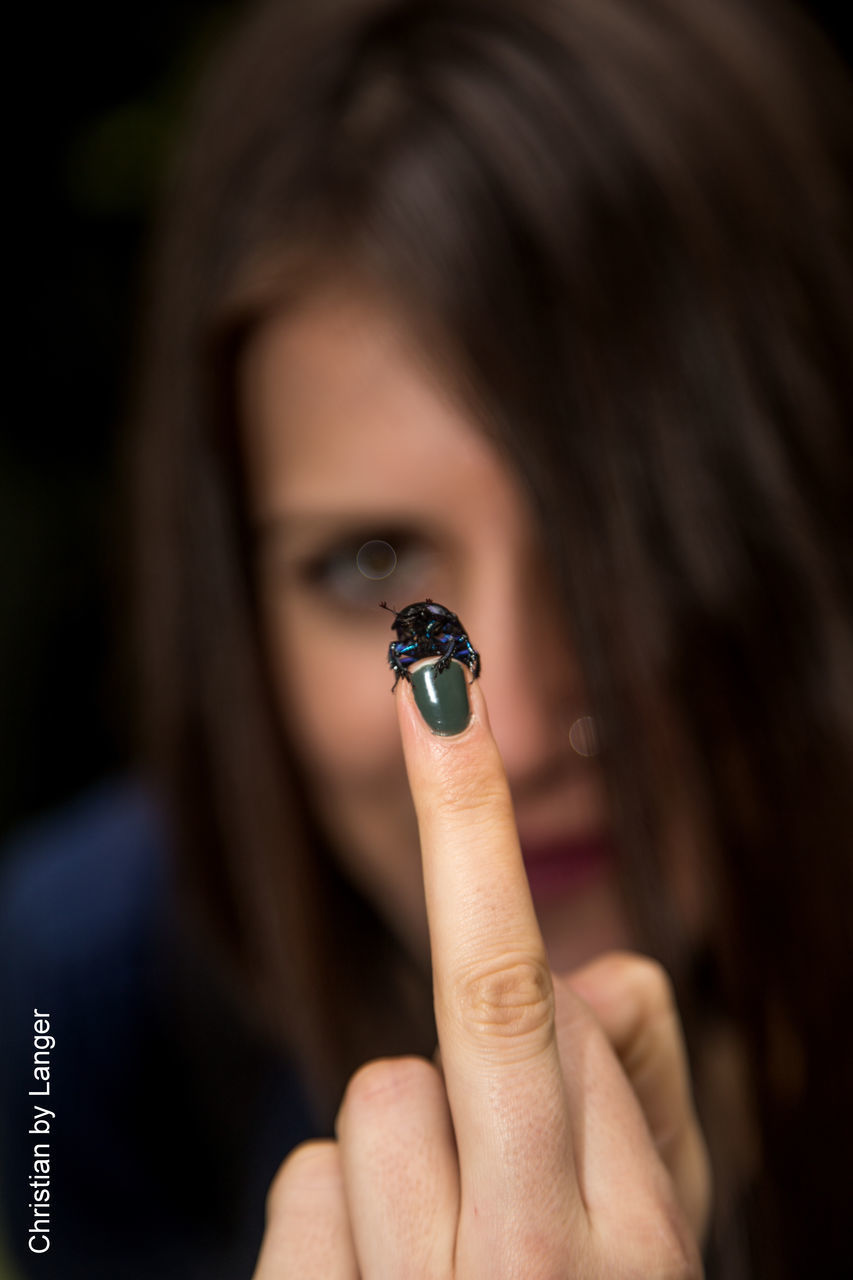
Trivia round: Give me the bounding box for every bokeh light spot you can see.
[569,715,600,757]
[356,540,397,580]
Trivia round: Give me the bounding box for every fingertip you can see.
[407,659,474,737]
[395,659,491,746]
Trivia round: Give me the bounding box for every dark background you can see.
[1,2,241,845]
[1,1,850,846]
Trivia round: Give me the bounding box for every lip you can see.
[520,833,614,900]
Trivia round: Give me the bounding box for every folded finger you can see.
[253,1140,358,1280]
[336,1055,458,1278]
[565,952,712,1241]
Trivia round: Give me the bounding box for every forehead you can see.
[238,288,504,521]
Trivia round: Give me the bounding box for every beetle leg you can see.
[433,635,456,675]
[390,663,413,691]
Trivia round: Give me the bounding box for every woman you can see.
[2,0,851,1275]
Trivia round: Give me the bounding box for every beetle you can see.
[379,599,481,690]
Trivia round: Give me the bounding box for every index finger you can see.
[396,659,582,1253]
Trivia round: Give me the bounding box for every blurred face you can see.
[240,287,630,975]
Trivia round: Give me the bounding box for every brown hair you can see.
[128,1,853,1273]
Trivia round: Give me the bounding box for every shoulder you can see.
[0,775,166,925]
[0,777,169,1001]
[0,781,318,1277]
[0,777,172,1106]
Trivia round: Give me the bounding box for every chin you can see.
[536,878,630,976]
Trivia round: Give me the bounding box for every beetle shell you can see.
[379,599,481,690]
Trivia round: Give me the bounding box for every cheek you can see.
[263,602,398,792]
[259,598,430,955]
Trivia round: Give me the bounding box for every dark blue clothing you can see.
[0,780,317,1278]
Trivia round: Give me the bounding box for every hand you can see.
[253,667,711,1278]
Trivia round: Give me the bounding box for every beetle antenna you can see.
[378,601,397,614]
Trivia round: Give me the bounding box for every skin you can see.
[242,287,629,976]
[241,287,711,1275]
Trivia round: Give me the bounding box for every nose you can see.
[465,571,585,794]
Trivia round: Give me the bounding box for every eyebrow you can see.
[251,511,437,548]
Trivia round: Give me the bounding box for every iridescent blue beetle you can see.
[379,599,481,690]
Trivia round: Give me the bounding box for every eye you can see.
[296,532,439,611]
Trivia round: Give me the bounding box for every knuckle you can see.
[430,736,512,820]
[615,1196,704,1280]
[453,953,554,1044]
[625,954,676,1016]
[438,769,511,829]
[659,1234,703,1280]
[340,1054,439,1122]
[266,1140,340,1219]
[600,953,681,1052]
[645,1232,703,1280]
[597,951,676,1016]
[599,954,689,1107]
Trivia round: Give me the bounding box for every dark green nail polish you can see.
[410,661,471,736]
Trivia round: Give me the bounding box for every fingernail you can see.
[410,661,471,736]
